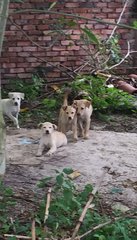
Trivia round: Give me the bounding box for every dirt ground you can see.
[3,114,137,212]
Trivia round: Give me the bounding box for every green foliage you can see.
[68,75,136,114]
[3,74,44,101]
[82,27,100,45]
[0,172,137,239]
[0,180,16,234]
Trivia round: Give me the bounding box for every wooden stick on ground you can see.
[44,187,52,223]
[71,167,109,240]
[31,219,36,240]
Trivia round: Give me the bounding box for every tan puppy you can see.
[72,99,93,139]
[58,90,78,141]
[36,122,67,157]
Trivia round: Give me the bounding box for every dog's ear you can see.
[38,123,43,128]
[72,100,77,109]
[20,93,25,100]
[85,100,91,108]
[8,92,14,99]
[62,105,67,111]
[52,124,57,130]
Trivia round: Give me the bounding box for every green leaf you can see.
[63,168,73,174]
[56,174,64,186]
[82,27,100,45]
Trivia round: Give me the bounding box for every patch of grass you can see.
[0,170,137,239]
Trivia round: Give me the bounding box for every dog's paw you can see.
[84,135,89,139]
[46,151,54,157]
[73,137,78,142]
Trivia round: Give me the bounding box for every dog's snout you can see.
[14,102,18,106]
[77,112,80,116]
[68,116,72,120]
[46,130,49,134]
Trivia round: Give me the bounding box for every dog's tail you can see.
[62,88,71,106]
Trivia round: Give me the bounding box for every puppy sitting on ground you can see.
[36,122,67,157]
[58,89,78,141]
[1,92,24,129]
[72,99,93,139]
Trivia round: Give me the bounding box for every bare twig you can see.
[70,167,109,240]
[11,9,137,31]
[76,211,137,240]
[44,187,52,223]
[10,217,16,233]
[107,0,130,42]
[105,41,137,70]
[31,219,36,240]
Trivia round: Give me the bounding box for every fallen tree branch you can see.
[44,187,52,223]
[31,219,36,240]
[70,167,109,240]
[76,211,137,240]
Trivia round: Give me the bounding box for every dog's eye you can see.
[17,97,20,100]
[81,107,84,110]
[12,98,15,100]
[66,112,69,114]
[49,126,52,128]
[71,112,74,114]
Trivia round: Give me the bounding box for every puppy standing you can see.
[1,92,24,129]
[58,89,78,141]
[36,122,67,156]
[73,99,93,139]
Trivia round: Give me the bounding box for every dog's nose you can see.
[46,130,49,134]
[14,102,18,106]
[68,116,72,120]
[77,112,80,116]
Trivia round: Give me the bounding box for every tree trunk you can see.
[0,0,9,176]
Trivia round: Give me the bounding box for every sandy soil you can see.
[4,126,137,209]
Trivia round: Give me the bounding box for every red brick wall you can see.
[1,0,133,85]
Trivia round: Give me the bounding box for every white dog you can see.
[1,92,24,129]
[36,122,67,157]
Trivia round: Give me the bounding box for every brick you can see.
[65,3,79,8]
[9,47,22,52]
[67,46,80,51]
[61,40,74,46]
[17,41,30,46]
[23,25,36,30]
[10,68,25,73]
[18,73,32,78]
[52,46,66,51]
[17,63,30,68]
[71,35,80,40]
[3,63,16,68]
[23,47,37,51]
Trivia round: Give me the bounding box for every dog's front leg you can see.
[84,119,91,139]
[72,117,78,141]
[46,144,57,156]
[36,141,45,157]
[7,113,20,129]
[78,119,84,137]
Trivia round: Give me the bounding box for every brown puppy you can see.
[58,89,78,141]
[72,99,93,139]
